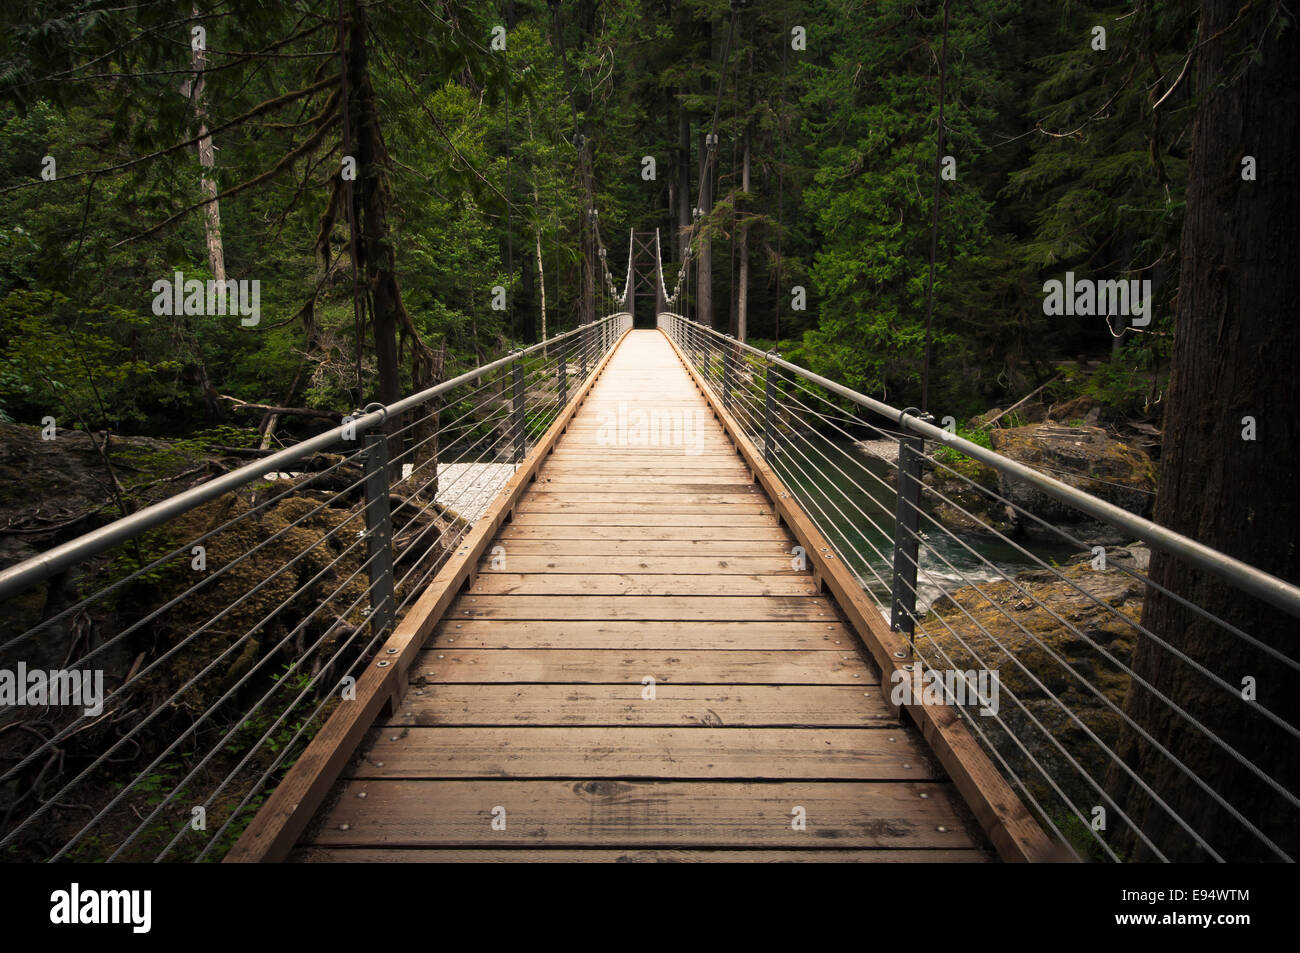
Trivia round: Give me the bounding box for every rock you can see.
[920,455,1017,536]
[856,439,899,464]
[918,555,1146,850]
[1066,543,1151,573]
[969,408,1003,429]
[988,423,1157,522]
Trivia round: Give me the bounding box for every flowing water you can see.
[775,438,1080,616]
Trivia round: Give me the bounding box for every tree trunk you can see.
[737,118,750,344]
[189,4,225,285]
[534,194,548,348]
[1107,0,1300,862]
[182,3,223,420]
[348,0,400,409]
[677,93,691,265]
[696,129,713,328]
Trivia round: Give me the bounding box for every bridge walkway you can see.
[291,330,990,862]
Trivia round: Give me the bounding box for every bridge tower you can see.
[628,230,664,328]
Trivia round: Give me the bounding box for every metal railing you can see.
[660,312,1300,863]
[0,312,630,862]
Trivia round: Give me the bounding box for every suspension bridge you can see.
[1,232,1298,863]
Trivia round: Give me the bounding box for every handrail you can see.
[660,313,1300,620]
[0,313,628,600]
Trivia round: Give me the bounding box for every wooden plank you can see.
[382,684,895,726]
[224,327,633,863]
[447,594,839,621]
[661,328,1057,863]
[529,482,760,493]
[538,467,750,478]
[413,649,869,684]
[515,501,773,515]
[496,517,780,530]
[476,555,800,574]
[353,727,940,780]
[306,780,976,849]
[537,470,752,482]
[495,526,790,541]
[545,454,743,466]
[467,573,818,596]
[292,847,988,862]
[488,539,799,556]
[430,619,854,649]
[520,492,767,506]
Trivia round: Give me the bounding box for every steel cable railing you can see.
[0,312,630,862]
[659,311,1300,863]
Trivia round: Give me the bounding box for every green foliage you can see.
[934,422,993,467]
[1082,352,1158,415]
[0,289,184,428]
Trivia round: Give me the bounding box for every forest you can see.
[0,0,1196,443]
[0,0,1297,871]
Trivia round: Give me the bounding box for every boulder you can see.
[921,455,1017,536]
[988,423,1157,523]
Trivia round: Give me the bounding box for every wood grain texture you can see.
[355,727,938,780]
[292,848,988,862]
[310,780,975,849]
[381,684,895,726]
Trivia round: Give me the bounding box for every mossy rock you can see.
[989,423,1156,521]
[920,557,1144,823]
[920,454,1015,535]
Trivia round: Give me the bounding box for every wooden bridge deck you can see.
[288,330,993,862]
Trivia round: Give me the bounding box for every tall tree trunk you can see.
[696,129,713,328]
[580,177,595,325]
[737,118,750,344]
[1107,1,1300,862]
[677,93,691,265]
[534,190,548,348]
[189,5,225,284]
[348,0,400,409]
[182,3,223,420]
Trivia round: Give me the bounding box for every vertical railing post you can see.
[581,323,589,378]
[890,408,931,653]
[707,335,716,393]
[763,358,778,462]
[363,432,397,639]
[512,353,526,463]
[558,343,569,408]
[722,335,734,411]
